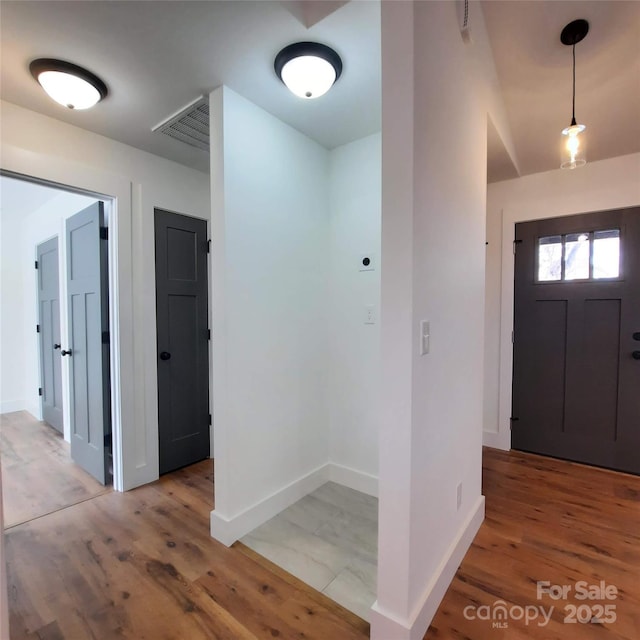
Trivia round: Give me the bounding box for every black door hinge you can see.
[100,227,108,240]
[34,260,39,269]
[207,239,211,254]
[513,239,523,254]
[36,324,40,333]
[208,414,212,426]
[104,433,112,448]
[38,387,43,397]
[207,329,211,340]
[102,331,110,344]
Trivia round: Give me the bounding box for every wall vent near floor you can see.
[152,96,209,152]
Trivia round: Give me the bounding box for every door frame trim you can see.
[0,165,131,492]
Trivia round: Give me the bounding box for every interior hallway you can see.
[0,411,111,528]
[3,448,639,639]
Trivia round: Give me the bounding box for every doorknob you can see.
[61,349,72,356]
[633,332,640,341]
[632,351,640,360]
[54,343,61,350]
[160,351,171,361]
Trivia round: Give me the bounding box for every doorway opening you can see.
[0,173,119,527]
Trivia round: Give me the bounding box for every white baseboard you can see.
[0,400,27,414]
[210,463,331,547]
[483,429,510,450]
[26,402,41,421]
[328,463,378,497]
[370,495,485,640]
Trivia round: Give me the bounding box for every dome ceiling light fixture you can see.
[559,19,589,169]
[29,58,108,110]
[274,42,342,99]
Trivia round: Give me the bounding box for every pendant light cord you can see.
[571,43,577,126]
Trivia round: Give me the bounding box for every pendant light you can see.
[30,58,108,110]
[560,20,589,169]
[274,42,342,99]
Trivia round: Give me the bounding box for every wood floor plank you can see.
[5,462,369,640]
[424,448,640,640]
[0,411,111,528]
[235,541,370,635]
[4,435,639,640]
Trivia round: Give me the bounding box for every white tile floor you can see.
[241,482,378,621]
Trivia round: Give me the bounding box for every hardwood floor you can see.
[5,460,369,640]
[425,448,640,640]
[0,411,111,528]
[4,447,639,639]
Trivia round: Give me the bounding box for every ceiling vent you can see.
[152,96,209,152]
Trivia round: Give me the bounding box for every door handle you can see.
[160,351,171,361]
[632,351,640,360]
[61,349,72,356]
[633,332,640,341]
[54,343,61,350]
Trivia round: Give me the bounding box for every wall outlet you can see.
[364,305,376,325]
[457,482,463,510]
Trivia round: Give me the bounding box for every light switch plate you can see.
[420,320,430,355]
[364,305,376,324]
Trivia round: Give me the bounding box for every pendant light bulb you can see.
[559,20,589,170]
[561,123,586,169]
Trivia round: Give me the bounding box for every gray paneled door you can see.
[37,236,63,433]
[155,209,209,475]
[512,207,640,474]
[65,202,111,484]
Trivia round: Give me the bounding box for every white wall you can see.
[1,101,210,490]
[484,152,640,450]
[210,87,331,544]
[0,204,26,413]
[372,1,503,637]
[327,133,381,492]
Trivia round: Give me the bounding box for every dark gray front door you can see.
[65,202,111,484]
[155,209,209,474]
[512,207,640,474]
[37,236,63,433]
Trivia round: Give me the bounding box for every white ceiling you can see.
[1,1,638,180]
[483,0,640,177]
[0,1,381,174]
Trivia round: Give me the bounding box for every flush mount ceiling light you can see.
[274,42,342,99]
[29,58,108,110]
[560,19,589,169]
